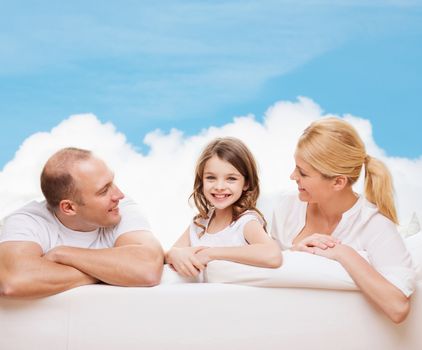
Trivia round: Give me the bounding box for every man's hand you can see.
[41,231,164,287]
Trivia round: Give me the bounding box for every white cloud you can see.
[0,97,420,248]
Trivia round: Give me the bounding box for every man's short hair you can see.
[40,147,92,208]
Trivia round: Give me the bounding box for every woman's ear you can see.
[332,175,348,191]
[243,182,249,191]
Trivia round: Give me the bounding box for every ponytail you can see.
[364,155,398,224]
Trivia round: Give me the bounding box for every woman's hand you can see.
[292,233,341,254]
[313,243,352,261]
[166,246,208,277]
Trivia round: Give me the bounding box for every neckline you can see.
[52,211,99,239]
[297,194,363,237]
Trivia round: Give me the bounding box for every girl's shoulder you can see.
[234,210,265,227]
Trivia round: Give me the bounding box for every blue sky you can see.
[1,1,421,168]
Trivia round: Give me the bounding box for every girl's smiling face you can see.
[202,155,247,210]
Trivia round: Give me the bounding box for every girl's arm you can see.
[314,244,410,323]
[195,220,282,268]
[165,228,207,277]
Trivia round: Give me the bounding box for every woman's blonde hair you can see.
[296,117,398,224]
[191,137,267,233]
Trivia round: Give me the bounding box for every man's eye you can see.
[99,187,109,195]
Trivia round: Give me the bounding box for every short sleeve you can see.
[0,213,48,251]
[236,212,265,236]
[112,198,152,241]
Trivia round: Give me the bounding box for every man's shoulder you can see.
[110,197,151,236]
[118,197,146,218]
[5,200,53,223]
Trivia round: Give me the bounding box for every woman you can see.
[271,117,415,323]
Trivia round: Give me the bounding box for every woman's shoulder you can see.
[359,196,396,226]
[350,195,398,237]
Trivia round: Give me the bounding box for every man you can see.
[0,147,164,298]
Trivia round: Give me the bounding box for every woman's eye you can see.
[227,177,237,181]
[205,176,215,180]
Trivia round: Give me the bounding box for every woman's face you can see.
[290,153,334,203]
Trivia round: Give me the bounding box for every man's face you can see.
[70,157,124,231]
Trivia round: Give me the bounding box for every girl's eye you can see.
[205,176,215,180]
[299,171,307,177]
[227,177,237,181]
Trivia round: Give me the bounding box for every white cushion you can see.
[160,264,200,284]
[205,250,358,290]
[405,231,422,281]
[398,212,421,238]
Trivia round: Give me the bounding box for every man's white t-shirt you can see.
[271,192,416,296]
[0,198,151,253]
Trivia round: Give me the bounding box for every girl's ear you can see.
[243,182,249,191]
[332,175,348,191]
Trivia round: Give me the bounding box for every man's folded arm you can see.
[44,230,164,287]
[0,241,98,298]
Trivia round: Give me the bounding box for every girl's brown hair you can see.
[191,137,267,232]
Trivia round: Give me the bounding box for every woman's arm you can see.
[314,244,410,323]
[195,220,282,268]
[165,228,207,277]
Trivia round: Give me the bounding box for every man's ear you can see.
[332,175,348,191]
[58,199,77,216]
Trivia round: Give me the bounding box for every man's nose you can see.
[112,185,125,200]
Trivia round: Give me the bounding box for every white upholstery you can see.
[205,250,359,290]
[1,281,421,350]
[1,218,421,349]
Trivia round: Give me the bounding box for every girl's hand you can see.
[292,233,340,254]
[166,246,208,277]
[195,248,213,266]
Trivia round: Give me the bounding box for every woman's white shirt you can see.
[271,192,416,297]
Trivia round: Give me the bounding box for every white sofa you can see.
[1,211,421,350]
[1,279,421,350]
[1,234,422,350]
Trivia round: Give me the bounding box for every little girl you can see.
[166,137,282,278]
